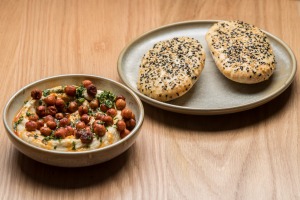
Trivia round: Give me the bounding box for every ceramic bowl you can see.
[3,74,144,167]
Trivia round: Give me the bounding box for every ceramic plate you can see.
[117,20,297,115]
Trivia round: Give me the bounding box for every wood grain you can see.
[0,0,300,199]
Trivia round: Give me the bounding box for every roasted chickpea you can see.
[92,120,102,127]
[44,94,56,106]
[102,115,113,126]
[55,113,64,120]
[54,127,67,139]
[126,118,136,130]
[106,108,117,118]
[64,85,76,96]
[85,126,90,132]
[68,101,78,113]
[36,119,44,130]
[116,120,126,131]
[65,126,75,136]
[131,112,135,119]
[36,105,46,117]
[121,108,132,119]
[89,99,99,109]
[120,129,130,139]
[93,124,106,137]
[87,84,97,97]
[100,104,109,112]
[75,129,82,139]
[76,121,86,130]
[31,89,42,100]
[60,93,71,103]
[79,129,93,144]
[40,127,52,136]
[115,99,126,110]
[25,121,37,131]
[47,106,57,116]
[78,105,88,115]
[116,95,125,101]
[55,98,65,110]
[59,117,70,127]
[82,80,93,88]
[95,113,105,121]
[44,115,54,123]
[28,113,39,121]
[80,114,90,124]
[46,120,57,130]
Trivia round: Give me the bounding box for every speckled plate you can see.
[117,20,297,115]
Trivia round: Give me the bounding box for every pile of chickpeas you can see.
[25,80,136,144]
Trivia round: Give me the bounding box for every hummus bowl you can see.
[3,74,144,167]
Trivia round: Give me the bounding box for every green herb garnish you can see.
[76,85,85,98]
[34,134,38,139]
[26,112,32,117]
[24,100,28,104]
[72,141,76,150]
[54,88,64,93]
[96,91,116,108]
[88,108,94,116]
[43,89,50,97]
[13,116,24,130]
[77,97,85,104]
[42,131,55,144]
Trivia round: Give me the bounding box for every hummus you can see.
[13,81,135,152]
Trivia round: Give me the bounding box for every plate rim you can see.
[117,20,297,115]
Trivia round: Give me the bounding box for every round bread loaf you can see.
[206,21,276,84]
[137,37,205,102]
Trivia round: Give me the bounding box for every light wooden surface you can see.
[0,0,299,199]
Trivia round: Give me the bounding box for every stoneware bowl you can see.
[3,74,144,167]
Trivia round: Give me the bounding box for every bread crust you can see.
[206,21,276,84]
[137,37,205,102]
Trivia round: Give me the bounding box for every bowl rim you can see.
[3,74,144,155]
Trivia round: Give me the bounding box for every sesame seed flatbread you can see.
[137,37,206,102]
[206,21,276,84]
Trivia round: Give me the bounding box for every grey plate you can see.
[117,20,297,115]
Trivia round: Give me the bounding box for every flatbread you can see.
[206,20,276,84]
[137,37,205,102]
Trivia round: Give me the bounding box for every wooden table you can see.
[1,0,299,199]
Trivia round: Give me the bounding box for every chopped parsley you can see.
[13,116,24,130]
[96,91,116,108]
[88,108,94,116]
[34,134,38,139]
[76,85,85,98]
[54,88,64,93]
[77,97,85,104]
[26,112,33,117]
[54,146,57,150]
[24,100,28,104]
[43,89,50,97]
[72,141,76,150]
[42,132,55,144]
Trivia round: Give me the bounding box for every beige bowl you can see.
[3,74,144,167]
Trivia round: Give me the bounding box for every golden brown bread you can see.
[206,21,276,84]
[137,37,205,102]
